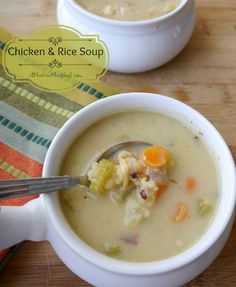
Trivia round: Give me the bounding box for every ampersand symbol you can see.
[48,47,55,56]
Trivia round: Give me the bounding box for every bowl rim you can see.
[67,0,189,27]
[43,92,236,275]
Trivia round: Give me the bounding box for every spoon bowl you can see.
[96,140,152,161]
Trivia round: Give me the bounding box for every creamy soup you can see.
[76,0,181,21]
[60,111,219,262]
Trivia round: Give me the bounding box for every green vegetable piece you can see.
[167,152,175,169]
[80,176,90,187]
[104,241,121,255]
[110,189,131,204]
[197,198,212,215]
[89,159,115,196]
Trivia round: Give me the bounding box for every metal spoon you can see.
[0,141,151,200]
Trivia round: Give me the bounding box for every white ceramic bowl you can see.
[57,0,195,73]
[0,93,235,287]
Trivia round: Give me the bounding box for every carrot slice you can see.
[143,146,169,168]
[185,177,197,193]
[173,203,188,222]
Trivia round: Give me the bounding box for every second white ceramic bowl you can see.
[57,0,195,73]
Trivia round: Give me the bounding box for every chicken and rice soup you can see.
[60,111,219,262]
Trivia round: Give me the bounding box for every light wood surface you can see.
[0,0,236,286]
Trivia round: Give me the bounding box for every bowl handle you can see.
[0,197,47,250]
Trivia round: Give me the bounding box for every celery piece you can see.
[110,188,131,204]
[197,198,213,215]
[104,241,121,255]
[167,152,175,169]
[88,159,115,196]
[80,176,90,187]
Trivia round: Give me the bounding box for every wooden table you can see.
[0,0,236,286]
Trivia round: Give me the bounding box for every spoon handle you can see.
[0,176,89,200]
